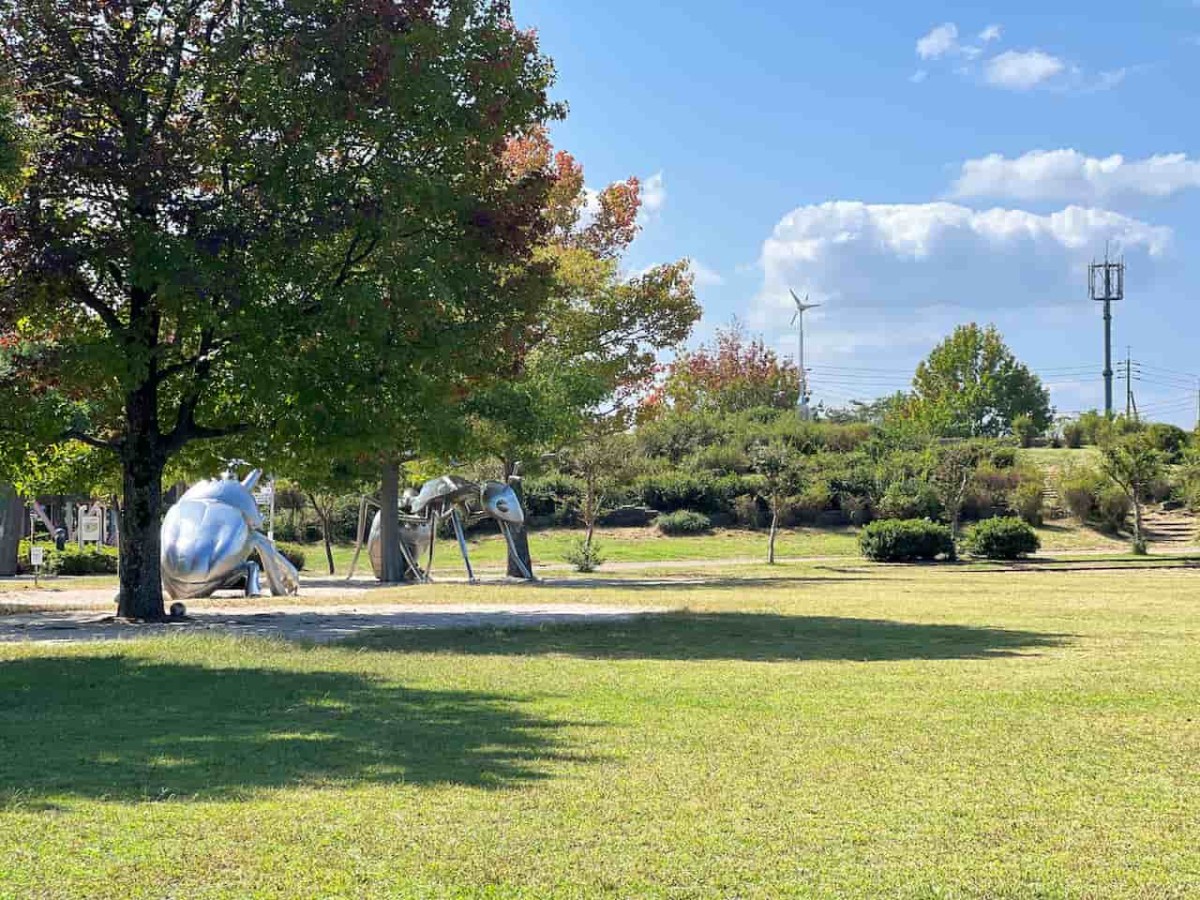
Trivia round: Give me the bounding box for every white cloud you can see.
[979,24,1003,43]
[917,23,959,60]
[754,200,1169,328]
[641,172,666,216]
[952,150,1200,202]
[910,69,928,84]
[689,260,725,287]
[984,49,1066,90]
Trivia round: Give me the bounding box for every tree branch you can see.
[63,428,121,452]
[72,277,125,336]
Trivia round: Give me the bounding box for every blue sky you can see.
[512,0,1200,425]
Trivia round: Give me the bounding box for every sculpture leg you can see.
[499,522,535,581]
[425,514,436,580]
[450,510,476,583]
[249,532,300,596]
[244,560,264,597]
[397,532,427,584]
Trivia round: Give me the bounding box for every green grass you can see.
[2,563,1200,897]
[300,519,1132,576]
[1016,445,1101,472]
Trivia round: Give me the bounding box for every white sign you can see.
[79,515,102,542]
[29,546,44,567]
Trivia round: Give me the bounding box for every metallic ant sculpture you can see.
[366,475,533,583]
[161,469,300,600]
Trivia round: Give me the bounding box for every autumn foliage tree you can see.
[0,0,560,619]
[643,321,802,417]
[463,128,699,472]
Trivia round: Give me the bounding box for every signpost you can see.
[30,545,44,587]
[79,514,101,543]
[255,478,277,542]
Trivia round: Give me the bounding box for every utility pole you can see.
[1125,347,1132,419]
[788,289,821,420]
[1089,252,1124,418]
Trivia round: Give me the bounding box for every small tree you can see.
[560,429,639,560]
[1099,434,1163,553]
[929,444,982,539]
[751,441,803,564]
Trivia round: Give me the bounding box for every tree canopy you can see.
[460,128,699,473]
[903,324,1052,439]
[642,321,801,418]
[0,0,561,618]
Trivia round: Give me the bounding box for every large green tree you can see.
[0,0,559,618]
[906,324,1052,439]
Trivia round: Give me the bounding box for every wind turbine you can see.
[789,290,820,419]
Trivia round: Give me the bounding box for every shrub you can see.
[790,482,832,524]
[524,474,585,518]
[1012,414,1040,448]
[732,493,766,529]
[1062,421,1084,449]
[1145,423,1188,462]
[989,445,1018,468]
[564,537,604,573]
[877,480,941,521]
[858,519,956,562]
[1009,475,1046,526]
[965,463,1021,519]
[963,517,1040,560]
[275,543,307,571]
[17,540,119,575]
[331,495,366,542]
[1058,465,1105,523]
[1095,487,1131,534]
[688,443,750,475]
[656,510,712,536]
[634,472,718,514]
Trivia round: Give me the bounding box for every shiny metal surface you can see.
[161,469,300,600]
[366,510,433,582]
[367,475,534,582]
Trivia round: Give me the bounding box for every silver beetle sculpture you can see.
[366,475,533,583]
[161,469,300,600]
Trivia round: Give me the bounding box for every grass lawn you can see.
[1016,446,1102,472]
[299,519,1134,576]
[2,563,1199,897]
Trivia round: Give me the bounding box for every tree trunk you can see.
[116,450,166,620]
[768,509,778,564]
[378,460,405,583]
[505,475,533,578]
[307,493,337,575]
[0,483,22,576]
[1133,498,1143,544]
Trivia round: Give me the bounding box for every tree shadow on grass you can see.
[342,612,1068,662]
[0,655,584,805]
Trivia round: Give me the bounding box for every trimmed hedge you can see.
[858,519,955,562]
[962,517,1040,560]
[17,540,119,575]
[656,510,712,536]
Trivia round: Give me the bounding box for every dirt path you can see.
[0,600,669,645]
